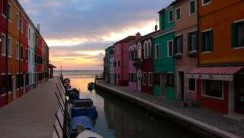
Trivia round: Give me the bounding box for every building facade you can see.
[174,0,198,103]
[153,6,175,100]
[114,36,136,86]
[187,0,244,113]
[0,0,49,108]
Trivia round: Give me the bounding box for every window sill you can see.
[174,53,182,59]
[188,51,197,57]
[233,46,244,50]
[201,94,224,100]
[188,90,196,93]
[201,51,212,54]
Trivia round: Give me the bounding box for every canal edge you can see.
[95,83,240,138]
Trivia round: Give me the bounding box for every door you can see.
[137,70,142,91]
[160,74,165,96]
[179,72,184,101]
[235,75,244,113]
[12,76,16,100]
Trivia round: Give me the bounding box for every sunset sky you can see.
[19,0,173,70]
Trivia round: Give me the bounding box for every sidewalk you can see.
[96,80,244,138]
[0,78,59,138]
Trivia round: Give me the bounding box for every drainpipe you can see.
[18,12,21,93]
[197,0,200,67]
[5,0,9,104]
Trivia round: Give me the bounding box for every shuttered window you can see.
[201,30,213,52]
[232,21,244,48]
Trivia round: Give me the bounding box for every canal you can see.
[64,72,208,138]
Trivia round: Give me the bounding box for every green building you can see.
[152,5,175,101]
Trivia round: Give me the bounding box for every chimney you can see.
[37,24,40,32]
[136,32,141,38]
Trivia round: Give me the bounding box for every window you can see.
[188,78,196,92]
[168,9,174,23]
[148,72,152,86]
[201,29,213,52]
[167,40,173,57]
[7,37,11,57]
[188,31,197,52]
[118,61,120,67]
[189,0,196,14]
[143,72,147,85]
[232,20,244,48]
[174,35,183,55]
[154,44,160,59]
[143,41,148,59]
[175,8,181,21]
[166,73,174,87]
[202,80,223,99]
[137,43,142,59]
[16,14,20,30]
[1,34,6,55]
[8,3,12,21]
[202,0,211,6]
[148,40,152,57]
[16,43,20,59]
[154,73,160,85]
[20,45,23,59]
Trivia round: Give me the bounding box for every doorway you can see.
[235,75,244,113]
[179,72,184,101]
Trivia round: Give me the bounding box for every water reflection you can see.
[65,75,206,138]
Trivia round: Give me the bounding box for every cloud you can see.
[19,0,174,70]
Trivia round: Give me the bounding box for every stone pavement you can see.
[96,80,244,138]
[0,78,59,138]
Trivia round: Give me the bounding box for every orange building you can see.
[188,0,244,114]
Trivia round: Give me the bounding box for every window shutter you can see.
[187,33,191,52]
[201,32,205,52]
[210,30,213,51]
[174,38,177,54]
[180,35,183,53]
[232,23,238,48]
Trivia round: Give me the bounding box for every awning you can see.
[187,66,244,81]
[48,64,56,68]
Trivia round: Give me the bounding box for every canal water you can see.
[62,72,207,138]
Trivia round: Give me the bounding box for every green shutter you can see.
[187,33,191,52]
[232,23,238,48]
[180,35,183,53]
[210,30,213,51]
[201,32,205,52]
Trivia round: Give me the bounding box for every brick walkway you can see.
[0,78,59,138]
[96,80,244,138]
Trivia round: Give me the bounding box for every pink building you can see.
[174,0,198,104]
[128,34,142,91]
[114,36,137,86]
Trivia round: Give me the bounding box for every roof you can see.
[188,66,244,75]
[114,36,137,45]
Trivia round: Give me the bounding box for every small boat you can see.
[70,98,98,119]
[70,116,95,138]
[76,130,103,138]
[87,82,95,91]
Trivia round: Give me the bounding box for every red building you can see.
[140,31,158,94]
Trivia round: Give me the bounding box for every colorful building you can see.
[140,31,158,94]
[114,36,137,86]
[128,33,142,91]
[0,0,50,108]
[104,46,113,83]
[187,0,244,113]
[152,4,175,100]
[173,0,198,103]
